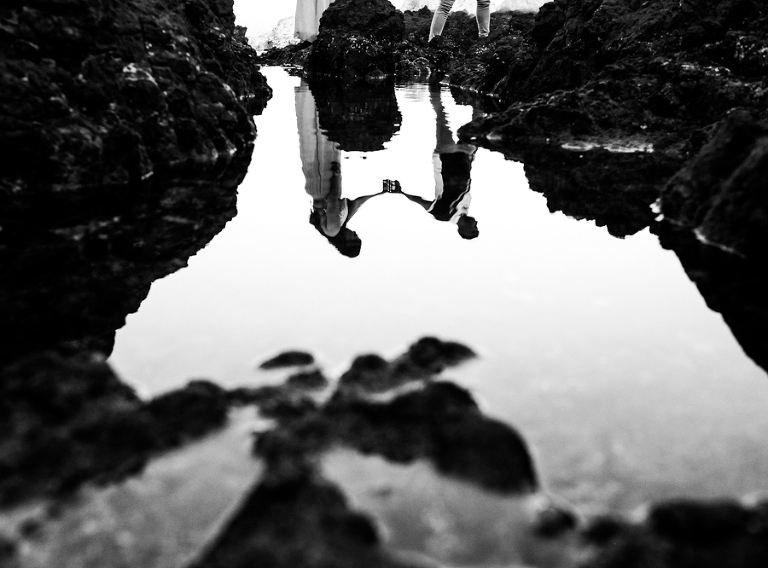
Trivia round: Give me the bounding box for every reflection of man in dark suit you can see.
[386,87,480,240]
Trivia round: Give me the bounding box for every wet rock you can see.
[306,0,405,82]
[658,112,768,259]
[259,350,315,369]
[0,0,271,193]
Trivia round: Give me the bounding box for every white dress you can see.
[295,0,335,42]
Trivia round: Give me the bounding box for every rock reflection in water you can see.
[0,154,252,367]
[656,221,768,374]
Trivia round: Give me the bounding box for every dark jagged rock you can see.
[654,220,768,373]
[308,75,402,151]
[305,0,405,82]
[0,0,271,193]
[659,112,768,259]
[259,350,315,369]
[0,353,232,507]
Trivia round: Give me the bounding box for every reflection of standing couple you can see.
[296,84,480,257]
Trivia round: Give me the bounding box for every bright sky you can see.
[233,0,295,35]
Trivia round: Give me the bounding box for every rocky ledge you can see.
[0,0,271,193]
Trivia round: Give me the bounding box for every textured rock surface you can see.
[0,0,271,193]
[306,0,406,82]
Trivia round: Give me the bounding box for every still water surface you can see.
[109,67,768,513]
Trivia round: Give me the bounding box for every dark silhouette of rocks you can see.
[0,0,271,192]
[0,154,251,368]
[192,338,539,568]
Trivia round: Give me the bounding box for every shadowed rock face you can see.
[0,0,271,192]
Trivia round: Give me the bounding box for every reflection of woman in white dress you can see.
[295,0,335,42]
[295,83,386,257]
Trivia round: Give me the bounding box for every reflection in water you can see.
[308,76,402,152]
[296,83,390,257]
[389,86,481,240]
[109,68,768,517]
[656,221,768,374]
